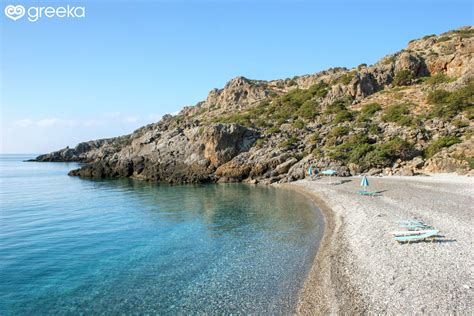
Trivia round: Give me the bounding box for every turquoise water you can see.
[0,154,323,314]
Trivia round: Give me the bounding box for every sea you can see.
[0,154,323,314]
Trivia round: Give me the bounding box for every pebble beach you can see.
[283,174,474,314]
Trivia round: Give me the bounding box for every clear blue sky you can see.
[1,0,472,153]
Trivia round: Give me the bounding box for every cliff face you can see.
[34,27,474,183]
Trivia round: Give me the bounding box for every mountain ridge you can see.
[33,26,474,183]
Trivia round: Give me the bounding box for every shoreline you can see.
[277,183,367,314]
[281,174,474,314]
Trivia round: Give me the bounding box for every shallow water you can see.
[0,154,323,314]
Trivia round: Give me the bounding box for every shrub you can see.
[336,71,356,85]
[454,29,474,38]
[262,81,329,123]
[422,73,455,85]
[266,126,280,134]
[307,81,330,98]
[424,136,461,158]
[325,100,347,114]
[358,63,367,70]
[350,143,373,164]
[253,138,265,148]
[310,133,320,144]
[358,102,382,122]
[312,148,323,159]
[280,136,298,149]
[333,110,354,123]
[329,137,415,170]
[328,134,371,163]
[297,99,319,119]
[427,83,474,119]
[427,89,451,104]
[393,69,414,86]
[452,119,469,128]
[368,124,380,135]
[383,55,396,65]
[422,34,436,40]
[466,106,474,120]
[362,138,415,168]
[437,36,450,42]
[293,119,305,129]
[382,137,416,159]
[465,157,474,169]
[330,126,350,137]
[382,104,413,126]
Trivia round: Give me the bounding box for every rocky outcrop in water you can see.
[34,27,474,183]
[66,123,259,184]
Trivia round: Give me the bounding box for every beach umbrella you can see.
[360,175,369,191]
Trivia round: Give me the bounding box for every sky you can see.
[1,0,473,153]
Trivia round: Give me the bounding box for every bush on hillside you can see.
[427,82,474,119]
[333,110,354,123]
[329,135,416,170]
[422,73,455,85]
[382,104,413,126]
[357,102,382,122]
[330,126,350,137]
[424,136,461,158]
[297,99,319,119]
[325,100,347,114]
[393,69,414,86]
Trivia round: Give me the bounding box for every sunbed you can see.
[357,190,380,196]
[394,230,439,243]
[389,229,437,236]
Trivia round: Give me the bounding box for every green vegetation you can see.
[382,104,413,126]
[292,119,305,129]
[357,103,382,122]
[383,55,396,65]
[437,36,450,42]
[368,123,380,135]
[465,157,474,169]
[422,73,455,85]
[330,126,350,137]
[328,134,415,170]
[452,119,469,128]
[325,100,347,114]
[280,136,298,149]
[427,82,474,119]
[309,133,320,144]
[466,107,474,120]
[266,126,280,134]
[362,138,415,168]
[328,133,371,162]
[453,28,474,38]
[424,136,461,158]
[297,99,319,119]
[358,63,367,70]
[393,69,414,86]
[211,82,329,128]
[335,71,356,85]
[333,110,354,123]
[422,34,436,40]
[253,138,266,148]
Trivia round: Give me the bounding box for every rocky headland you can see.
[33,27,474,184]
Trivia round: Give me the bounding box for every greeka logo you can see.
[4,5,25,20]
[4,4,85,22]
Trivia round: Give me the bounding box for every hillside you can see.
[34,26,474,184]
